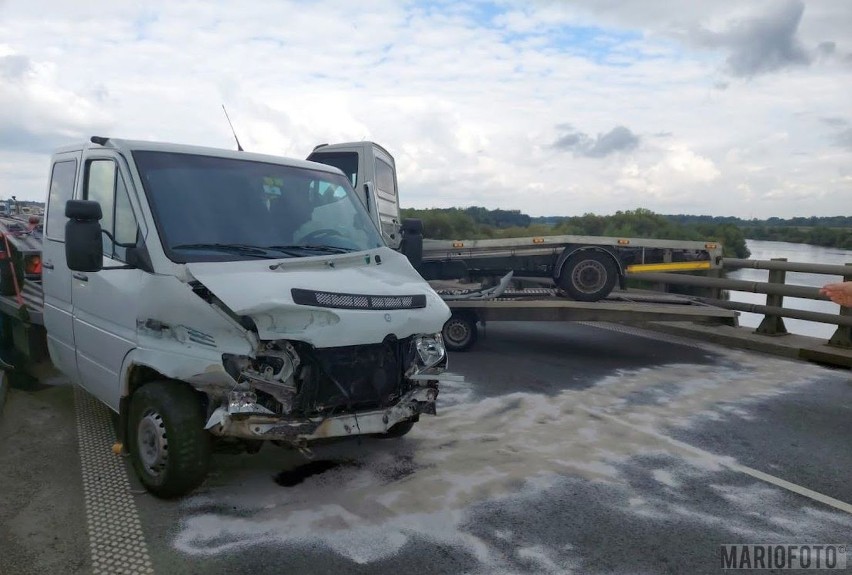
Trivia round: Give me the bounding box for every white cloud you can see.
[0,48,112,151]
[0,0,850,218]
[617,145,720,199]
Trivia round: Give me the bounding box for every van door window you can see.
[85,160,116,255]
[84,159,139,261]
[373,157,400,241]
[113,174,139,261]
[46,160,78,241]
[375,158,397,198]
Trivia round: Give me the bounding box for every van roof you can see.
[54,137,346,176]
[311,140,395,162]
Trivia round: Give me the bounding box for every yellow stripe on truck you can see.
[625,261,712,273]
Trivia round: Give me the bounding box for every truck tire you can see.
[127,380,211,498]
[442,312,478,352]
[558,251,618,302]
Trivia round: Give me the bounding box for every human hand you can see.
[820,281,852,307]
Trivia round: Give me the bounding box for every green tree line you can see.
[663,214,852,228]
[663,214,852,249]
[744,226,852,249]
[400,207,752,258]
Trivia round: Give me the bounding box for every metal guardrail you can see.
[632,258,852,348]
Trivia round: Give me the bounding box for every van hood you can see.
[185,247,450,348]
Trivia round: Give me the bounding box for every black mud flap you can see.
[418,260,470,281]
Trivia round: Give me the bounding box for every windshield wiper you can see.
[171,243,276,257]
[264,244,355,255]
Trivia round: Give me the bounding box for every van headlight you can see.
[414,333,447,374]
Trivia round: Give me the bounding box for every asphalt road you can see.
[1,321,850,575]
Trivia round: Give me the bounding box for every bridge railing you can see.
[633,258,852,348]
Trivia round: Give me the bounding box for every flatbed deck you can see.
[446,283,738,325]
[431,280,739,351]
[445,289,738,324]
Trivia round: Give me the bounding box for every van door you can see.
[71,153,146,410]
[371,147,402,248]
[42,153,82,383]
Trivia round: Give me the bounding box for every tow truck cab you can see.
[307,142,403,250]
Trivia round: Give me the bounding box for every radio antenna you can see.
[221,104,244,151]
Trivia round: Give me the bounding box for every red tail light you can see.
[26,255,42,275]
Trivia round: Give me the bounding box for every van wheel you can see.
[442,312,478,352]
[558,252,618,302]
[127,381,211,498]
[375,419,416,439]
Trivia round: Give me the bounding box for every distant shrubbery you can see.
[400,207,752,258]
[666,214,852,228]
[744,226,852,250]
[664,215,852,250]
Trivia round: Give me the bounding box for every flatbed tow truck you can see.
[0,211,47,368]
[304,141,739,350]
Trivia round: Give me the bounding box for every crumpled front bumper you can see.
[204,382,440,443]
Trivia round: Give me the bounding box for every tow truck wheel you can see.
[442,312,478,352]
[558,251,618,302]
[127,380,211,498]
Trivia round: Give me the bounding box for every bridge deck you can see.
[644,320,852,369]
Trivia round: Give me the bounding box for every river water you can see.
[726,240,852,339]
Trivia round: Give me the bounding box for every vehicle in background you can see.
[306,141,723,303]
[306,141,733,352]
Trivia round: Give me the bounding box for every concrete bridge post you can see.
[755,258,788,336]
[828,262,852,349]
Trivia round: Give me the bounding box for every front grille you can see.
[291,337,416,415]
[291,288,427,310]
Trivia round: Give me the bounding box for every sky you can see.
[0,0,850,219]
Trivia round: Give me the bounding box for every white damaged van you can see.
[44,136,451,497]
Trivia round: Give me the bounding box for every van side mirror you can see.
[65,200,104,272]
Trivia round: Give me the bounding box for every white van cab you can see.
[43,136,451,497]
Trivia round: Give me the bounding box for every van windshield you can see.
[307,151,359,187]
[132,151,384,262]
